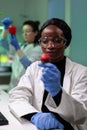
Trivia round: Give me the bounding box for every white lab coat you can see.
[9,44,42,90]
[9,57,87,130]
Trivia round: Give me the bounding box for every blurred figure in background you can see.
[0,17,42,90]
[0,18,13,54]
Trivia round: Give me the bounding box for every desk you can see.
[0,91,38,130]
[0,85,9,91]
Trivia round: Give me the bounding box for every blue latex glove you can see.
[38,62,61,96]
[31,112,64,130]
[1,17,12,29]
[9,34,20,50]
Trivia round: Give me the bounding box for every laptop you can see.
[0,112,8,125]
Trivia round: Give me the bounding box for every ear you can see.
[63,43,67,49]
[64,45,67,49]
[34,31,38,36]
[64,39,68,48]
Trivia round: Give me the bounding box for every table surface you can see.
[0,90,38,130]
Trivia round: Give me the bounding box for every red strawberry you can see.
[8,25,16,35]
[40,53,50,62]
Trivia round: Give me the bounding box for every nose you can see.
[47,41,55,48]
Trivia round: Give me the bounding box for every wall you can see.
[0,0,87,66]
[0,0,48,42]
[70,0,87,66]
[48,0,87,66]
[48,0,65,19]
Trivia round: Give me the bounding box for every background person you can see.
[9,18,87,130]
[0,17,42,90]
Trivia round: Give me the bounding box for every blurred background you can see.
[0,0,87,90]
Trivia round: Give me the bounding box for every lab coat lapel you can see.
[63,57,74,94]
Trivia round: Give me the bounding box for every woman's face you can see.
[40,25,66,62]
[22,25,37,43]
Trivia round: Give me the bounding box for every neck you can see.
[51,55,65,63]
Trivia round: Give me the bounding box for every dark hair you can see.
[39,18,72,47]
[22,20,40,45]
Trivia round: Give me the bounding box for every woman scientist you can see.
[0,17,42,90]
[9,18,87,130]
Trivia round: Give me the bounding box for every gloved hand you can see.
[31,112,64,130]
[9,34,20,50]
[1,17,13,29]
[38,62,61,96]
